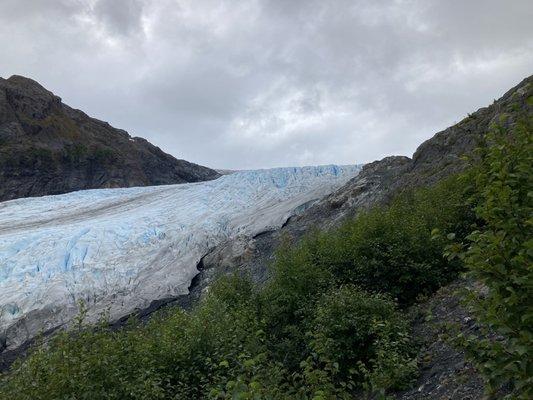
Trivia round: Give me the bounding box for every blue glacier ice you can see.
[0,165,361,349]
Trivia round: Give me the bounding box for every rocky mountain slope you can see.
[0,75,219,202]
[196,74,532,293]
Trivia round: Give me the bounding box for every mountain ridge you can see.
[0,75,220,202]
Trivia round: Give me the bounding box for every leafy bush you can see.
[260,233,337,370]
[150,275,271,399]
[0,270,417,399]
[330,179,473,304]
[310,285,416,394]
[266,174,474,309]
[0,318,165,399]
[453,117,532,399]
[0,276,267,400]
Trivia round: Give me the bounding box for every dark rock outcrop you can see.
[0,75,220,202]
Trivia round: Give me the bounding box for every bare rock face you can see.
[0,75,220,202]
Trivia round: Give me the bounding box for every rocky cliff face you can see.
[0,75,220,202]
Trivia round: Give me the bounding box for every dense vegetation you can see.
[0,118,530,399]
[451,117,532,399]
[0,174,473,399]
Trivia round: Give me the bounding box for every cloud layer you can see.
[1,0,532,169]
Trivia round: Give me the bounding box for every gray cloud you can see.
[92,0,145,37]
[1,0,532,169]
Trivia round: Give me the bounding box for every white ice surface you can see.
[0,165,361,348]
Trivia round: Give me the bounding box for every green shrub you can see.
[0,319,165,399]
[265,175,474,310]
[310,285,416,395]
[6,147,57,169]
[454,117,532,399]
[153,275,268,399]
[333,176,475,304]
[260,233,337,369]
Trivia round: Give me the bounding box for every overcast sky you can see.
[1,0,532,169]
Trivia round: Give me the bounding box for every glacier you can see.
[0,165,361,350]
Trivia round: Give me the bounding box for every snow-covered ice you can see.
[0,165,361,349]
